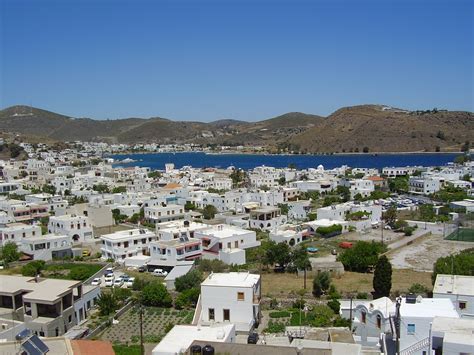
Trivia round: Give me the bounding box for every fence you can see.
[86,299,134,339]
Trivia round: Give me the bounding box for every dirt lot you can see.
[388,234,472,272]
[261,269,432,297]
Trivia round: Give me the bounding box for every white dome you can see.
[317,164,324,170]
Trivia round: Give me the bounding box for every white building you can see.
[409,177,443,195]
[0,223,42,246]
[353,296,460,354]
[433,274,474,318]
[350,179,375,199]
[249,207,286,230]
[144,203,184,223]
[269,224,311,246]
[194,224,260,265]
[19,234,73,261]
[316,201,382,232]
[152,324,235,355]
[198,272,261,332]
[100,228,157,262]
[431,316,474,355]
[48,214,94,243]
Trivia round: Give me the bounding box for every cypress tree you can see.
[373,255,392,298]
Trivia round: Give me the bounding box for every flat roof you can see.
[101,228,155,240]
[201,272,260,288]
[0,275,80,302]
[152,324,234,354]
[433,274,474,296]
[196,224,253,238]
[401,297,459,318]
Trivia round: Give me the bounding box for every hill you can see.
[289,105,474,153]
[0,104,472,152]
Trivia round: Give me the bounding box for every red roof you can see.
[71,340,115,355]
[366,176,385,181]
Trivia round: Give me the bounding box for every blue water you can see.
[110,152,460,170]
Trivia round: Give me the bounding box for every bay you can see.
[110,152,460,170]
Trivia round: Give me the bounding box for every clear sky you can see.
[1,0,472,121]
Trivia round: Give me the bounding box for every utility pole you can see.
[349,297,353,332]
[139,304,144,355]
[381,220,384,246]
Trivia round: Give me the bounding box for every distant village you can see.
[0,139,473,355]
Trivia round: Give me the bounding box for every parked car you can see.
[105,273,115,283]
[138,266,146,273]
[126,277,135,288]
[113,278,124,288]
[152,269,168,277]
[247,332,259,344]
[104,267,114,276]
[91,278,102,286]
[105,278,114,287]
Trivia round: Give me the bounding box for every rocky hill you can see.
[0,104,472,152]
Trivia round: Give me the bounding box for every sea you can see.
[109,152,461,170]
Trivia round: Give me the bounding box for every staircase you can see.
[400,337,430,355]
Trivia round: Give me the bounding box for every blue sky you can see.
[1,0,472,121]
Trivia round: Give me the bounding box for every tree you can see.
[202,205,218,220]
[373,255,392,298]
[141,281,173,307]
[362,147,369,153]
[175,288,200,309]
[291,246,311,289]
[336,186,351,202]
[383,205,397,226]
[432,248,474,284]
[184,201,196,211]
[278,203,289,215]
[97,292,118,316]
[278,177,286,186]
[312,271,331,297]
[148,171,162,179]
[128,213,140,224]
[337,241,385,272]
[454,155,470,165]
[9,143,23,158]
[0,242,20,265]
[230,169,245,187]
[42,184,56,195]
[112,186,127,193]
[21,260,46,277]
[388,176,409,193]
[174,270,202,292]
[327,298,341,313]
[265,241,291,269]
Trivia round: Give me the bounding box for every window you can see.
[459,301,467,310]
[237,292,245,301]
[208,308,215,321]
[407,324,415,334]
[223,309,230,321]
[361,311,366,324]
[227,242,231,249]
[234,241,238,248]
[376,315,382,329]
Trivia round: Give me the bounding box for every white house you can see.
[152,324,235,355]
[433,274,474,318]
[100,228,157,262]
[48,214,94,243]
[0,223,42,246]
[194,224,260,265]
[409,177,443,195]
[431,316,474,355]
[19,234,73,261]
[269,224,311,246]
[144,203,184,224]
[353,296,460,354]
[249,207,286,230]
[198,272,261,332]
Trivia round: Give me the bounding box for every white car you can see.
[126,277,135,288]
[113,278,124,288]
[105,278,114,287]
[91,278,102,286]
[105,273,115,281]
[152,269,168,277]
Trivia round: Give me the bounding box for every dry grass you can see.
[261,269,432,298]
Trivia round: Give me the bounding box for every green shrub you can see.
[316,224,343,237]
[269,311,291,318]
[174,270,202,292]
[21,260,46,276]
[264,320,286,333]
[327,298,340,314]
